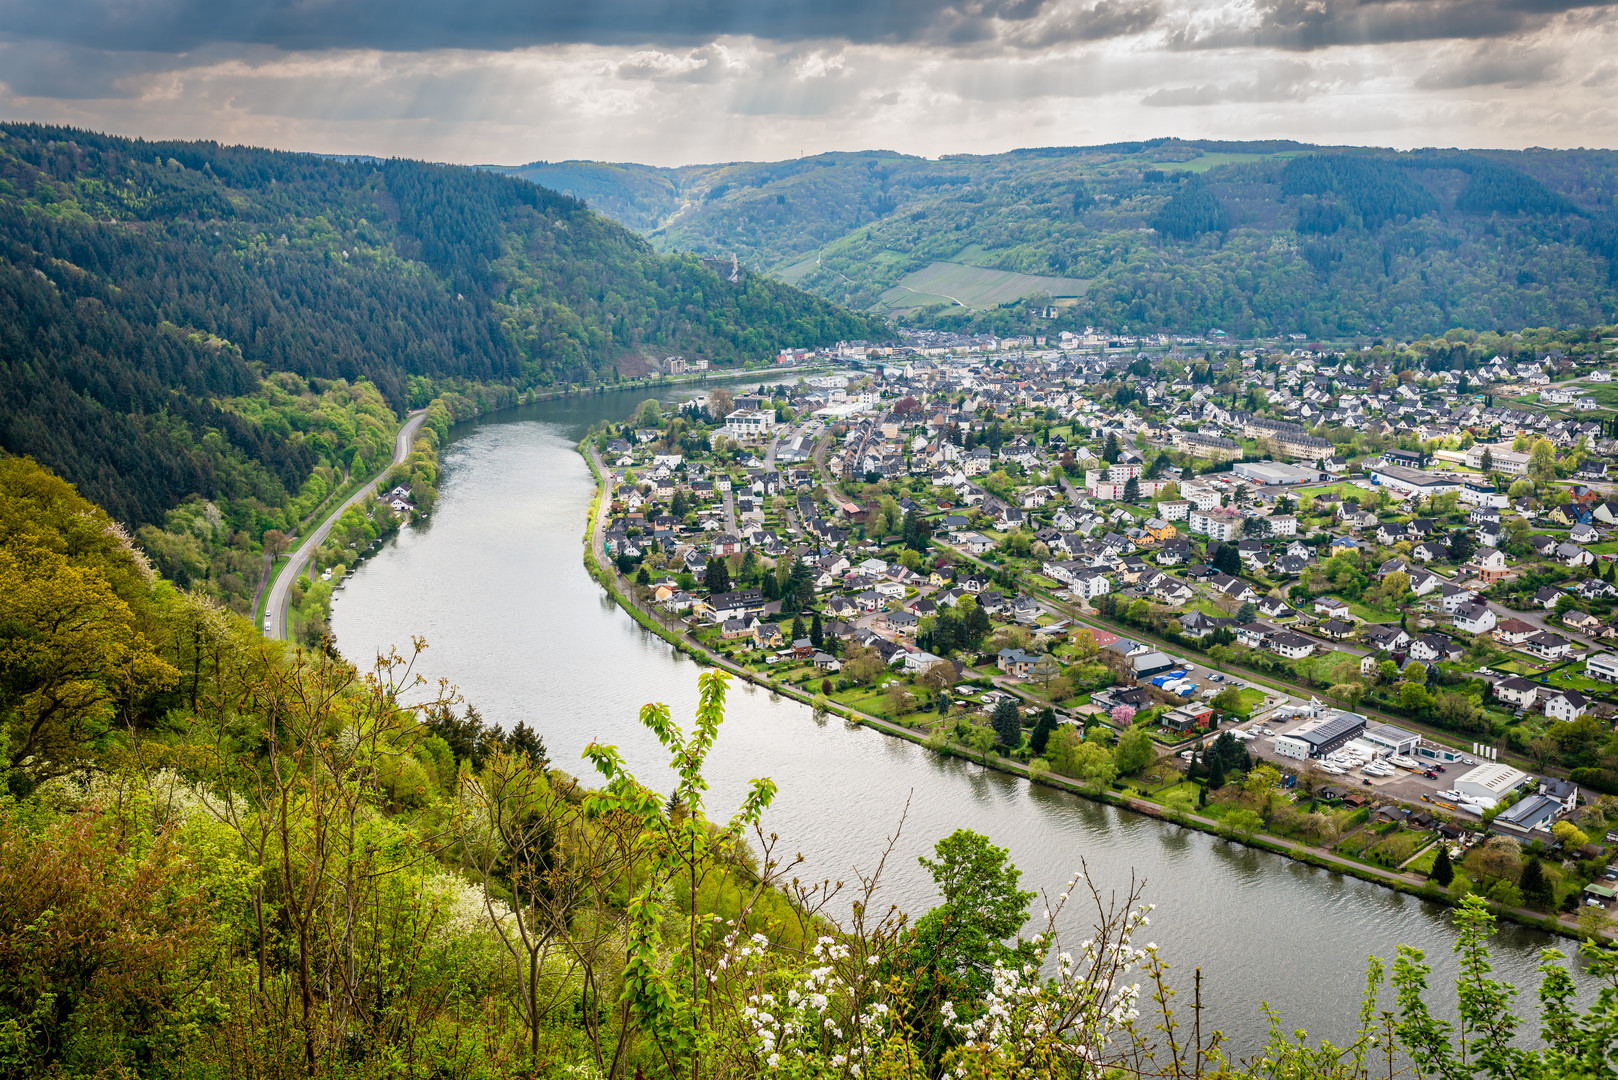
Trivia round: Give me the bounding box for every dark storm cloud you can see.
[1174,0,1618,51]
[0,0,1070,53]
[1006,0,1165,46]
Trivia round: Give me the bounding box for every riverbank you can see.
[576,440,1608,943]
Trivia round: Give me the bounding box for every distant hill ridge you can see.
[489,139,1618,338]
[0,122,884,529]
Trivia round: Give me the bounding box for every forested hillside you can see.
[506,140,1618,338]
[0,124,883,611]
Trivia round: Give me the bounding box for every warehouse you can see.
[1453,763,1529,802]
[1362,724,1421,757]
[1369,464,1462,498]
[1233,460,1322,485]
[1273,711,1368,760]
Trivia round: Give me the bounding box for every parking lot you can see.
[1236,707,1479,807]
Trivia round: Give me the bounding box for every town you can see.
[591,326,1618,931]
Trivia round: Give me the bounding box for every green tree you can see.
[1529,437,1557,482]
[1103,431,1121,463]
[810,610,824,649]
[635,398,664,428]
[991,697,1022,750]
[1029,707,1059,756]
[1114,727,1156,776]
[1225,808,1264,838]
[1122,476,1140,501]
[1211,686,1244,714]
[1245,764,1282,803]
[1519,857,1553,910]
[705,555,731,594]
[902,830,1037,1062]
[1448,528,1475,563]
[1432,844,1455,887]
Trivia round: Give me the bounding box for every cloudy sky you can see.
[0,1,1614,165]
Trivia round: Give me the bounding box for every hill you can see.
[500,140,1618,337]
[0,123,883,537]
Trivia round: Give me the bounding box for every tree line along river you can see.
[331,382,1591,1056]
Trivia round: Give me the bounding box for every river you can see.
[332,382,1585,1056]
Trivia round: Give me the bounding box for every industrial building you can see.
[1369,464,1462,498]
[1273,711,1368,760]
[1362,724,1421,757]
[1233,460,1322,486]
[1453,762,1529,802]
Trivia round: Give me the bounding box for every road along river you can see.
[333,385,1590,1056]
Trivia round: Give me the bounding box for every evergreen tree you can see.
[1432,845,1455,888]
[964,602,993,649]
[1480,447,1493,473]
[635,565,651,586]
[901,509,934,552]
[991,698,1022,751]
[810,610,824,648]
[1123,476,1140,501]
[507,722,550,768]
[1448,528,1475,563]
[791,614,806,642]
[1236,600,1258,623]
[1519,856,1552,909]
[1207,760,1226,793]
[705,555,731,594]
[1103,432,1121,464]
[1030,708,1058,757]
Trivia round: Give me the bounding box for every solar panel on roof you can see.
[1297,712,1367,747]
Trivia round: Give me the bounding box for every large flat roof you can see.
[1288,710,1368,748]
[1455,762,1528,795]
[1372,464,1459,488]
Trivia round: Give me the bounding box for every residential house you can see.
[1362,624,1411,651]
[1524,631,1574,661]
[996,649,1038,677]
[1179,611,1236,639]
[1408,634,1462,663]
[1492,676,1539,709]
[1585,652,1618,684]
[1258,595,1294,619]
[1268,632,1316,659]
[1454,604,1498,635]
[1237,621,1277,648]
[1494,618,1539,646]
[1542,688,1589,722]
[1314,597,1351,619]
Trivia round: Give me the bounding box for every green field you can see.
[876,261,1090,313]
